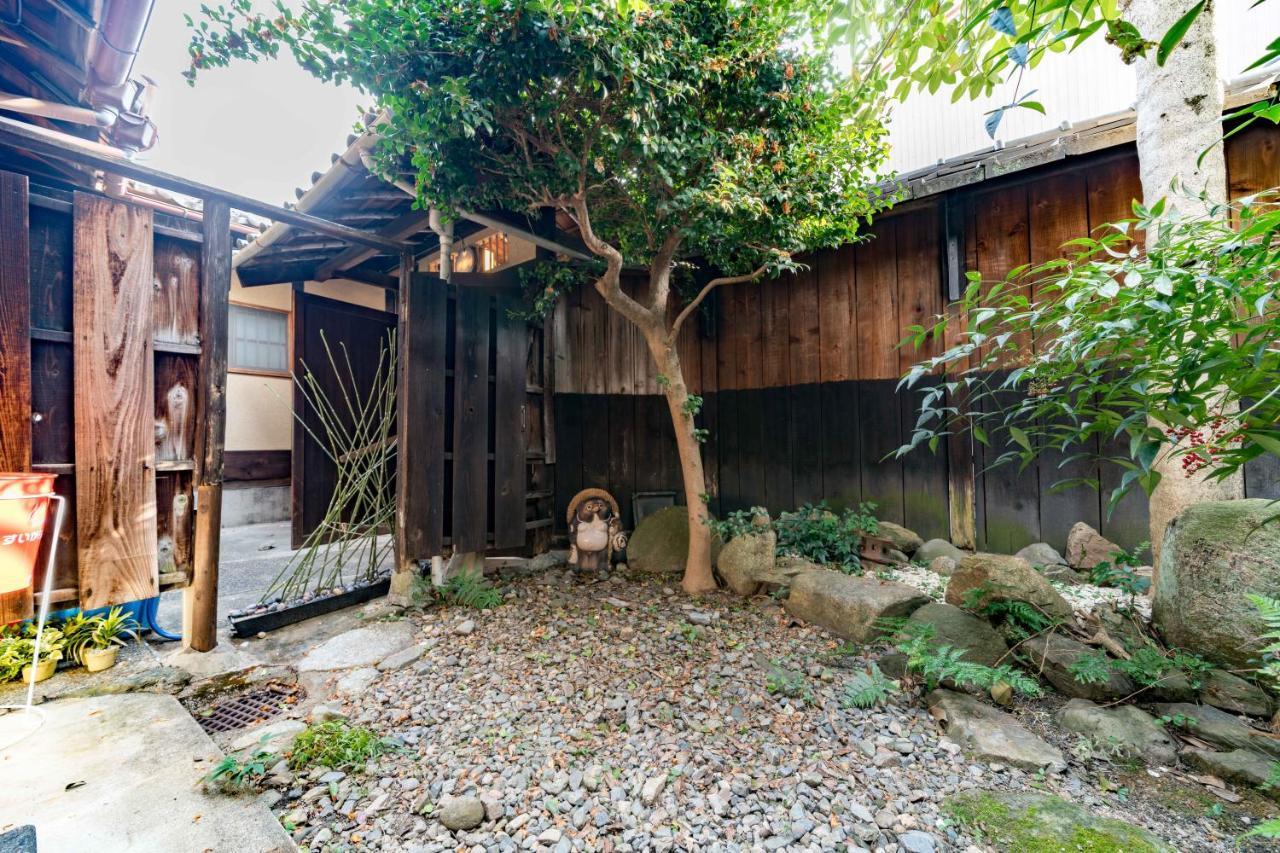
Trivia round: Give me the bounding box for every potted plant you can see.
[13,626,65,684]
[61,611,101,668]
[81,607,138,672]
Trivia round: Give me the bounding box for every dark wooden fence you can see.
[551,126,1280,554]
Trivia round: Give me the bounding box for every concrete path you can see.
[0,693,295,852]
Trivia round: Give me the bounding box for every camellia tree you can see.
[187,0,894,593]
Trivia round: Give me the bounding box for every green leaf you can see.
[1157,0,1206,66]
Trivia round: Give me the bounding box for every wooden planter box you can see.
[229,578,390,637]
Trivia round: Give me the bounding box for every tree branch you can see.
[570,193,650,327]
[670,262,773,339]
[648,230,683,313]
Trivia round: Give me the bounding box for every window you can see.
[229,304,289,374]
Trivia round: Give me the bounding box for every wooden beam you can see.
[186,199,231,652]
[0,170,30,472]
[314,209,433,281]
[73,193,158,609]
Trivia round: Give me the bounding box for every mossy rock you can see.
[627,506,721,575]
[944,791,1174,853]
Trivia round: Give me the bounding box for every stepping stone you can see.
[1156,703,1280,759]
[944,791,1174,852]
[1022,632,1136,701]
[297,621,414,672]
[1199,670,1274,718]
[1056,699,1177,765]
[378,642,429,672]
[785,570,930,643]
[927,689,1065,772]
[335,667,380,695]
[1185,748,1280,800]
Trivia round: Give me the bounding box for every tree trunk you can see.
[645,333,717,594]
[1127,0,1244,570]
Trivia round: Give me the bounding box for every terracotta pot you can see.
[22,657,56,684]
[83,646,119,673]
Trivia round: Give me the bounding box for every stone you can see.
[716,529,777,596]
[927,556,957,577]
[437,795,486,830]
[378,643,429,672]
[1155,702,1280,759]
[877,651,908,680]
[629,506,713,574]
[785,570,930,643]
[1200,669,1274,718]
[297,622,415,672]
[877,521,924,555]
[943,791,1174,852]
[1065,522,1121,570]
[1184,749,1280,800]
[1146,669,1200,703]
[1153,500,1280,669]
[917,539,967,563]
[641,773,667,805]
[1014,542,1068,567]
[454,620,476,636]
[906,602,1010,668]
[309,702,346,723]
[927,690,1065,772]
[897,830,937,853]
[1056,699,1178,765]
[228,718,307,757]
[1022,633,1135,701]
[1040,564,1086,585]
[335,667,380,696]
[944,553,1073,621]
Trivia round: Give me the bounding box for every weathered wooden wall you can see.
[2,175,209,615]
[553,127,1280,553]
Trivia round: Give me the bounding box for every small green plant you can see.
[88,607,139,651]
[961,585,1058,640]
[893,624,1042,697]
[206,735,276,792]
[1067,650,1113,686]
[289,721,390,771]
[439,573,503,610]
[60,612,101,665]
[1088,542,1151,606]
[706,506,770,542]
[1248,593,1280,683]
[764,662,814,705]
[841,664,897,709]
[1068,643,1212,691]
[774,502,878,573]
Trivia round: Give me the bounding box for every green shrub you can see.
[440,573,504,610]
[289,721,390,771]
[841,664,897,709]
[774,502,878,573]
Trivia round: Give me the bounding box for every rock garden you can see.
[194,498,1280,852]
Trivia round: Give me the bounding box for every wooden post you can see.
[0,170,32,625]
[392,251,422,603]
[186,199,231,651]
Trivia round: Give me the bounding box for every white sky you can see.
[132,0,365,206]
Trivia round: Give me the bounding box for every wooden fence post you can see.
[186,199,231,650]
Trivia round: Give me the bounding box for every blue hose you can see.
[47,596,181,642]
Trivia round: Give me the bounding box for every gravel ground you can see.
[267,567,1270,852]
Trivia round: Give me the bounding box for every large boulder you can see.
[907,602,1010,668]
[1152,499,1280,670]
[627,506,721,575]
[876,521,924,556]
[1022,633,1135,701]
[1056,699,1177,765]
[1185,749,1280,801]
[944,553,1074,621]
[943,791,1174,853]
[785,571,930,643]
[716,529,777,596]
[1065,522,1121,570]
[927,690,1065,772]
[927,556,958,577]
[917,538,967,563]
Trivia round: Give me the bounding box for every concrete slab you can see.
[296,621,415,672]
[0,693,295,853]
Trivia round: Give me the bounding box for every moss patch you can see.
[944,791,1174,853]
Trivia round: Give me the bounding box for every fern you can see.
[441,573,503,609]
[1068,650,1114,686]
[982,599,1054,637]
[1249,593,1280,682]
[841,664,897,709]
[900,635,1042,697]
[1242,817,1280,840]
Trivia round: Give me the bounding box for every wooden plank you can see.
[290,284,309,549]
[762,386,793,511]
[224,449,291,482]
[895,206,942,374]
[899,378,949,541]
[858,379,904,524]
[974,378,1041,552]
[451,287,492,552]
[0,170,30,472]
[760,276,790,388]
[154,354,198,463]
[28,204,73,332]
[152,235,201,346]
[73,193,158,609]
[553,393,584,532]
[634,394,671,493]
[817,246,857,383]
[187,198,231,650]
[854,220,899,380]
[30,341,73,464]
[820,381,861,510]
[493,291,527,548]
[699,290,719,394]
[1029,172,1101,551]
[715,286,740,391]
[716,390,742,512]
[738,285,764,390]
[973,184,1031,361]
[155,472,194,576]
[1226,123,1280,207]
[788,260,821,386]
[790,383,823,506]
[736,386,766,508]
[699,392,720,517]
[608,395,636,527]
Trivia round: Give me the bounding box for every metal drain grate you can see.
[193,683,301,734]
